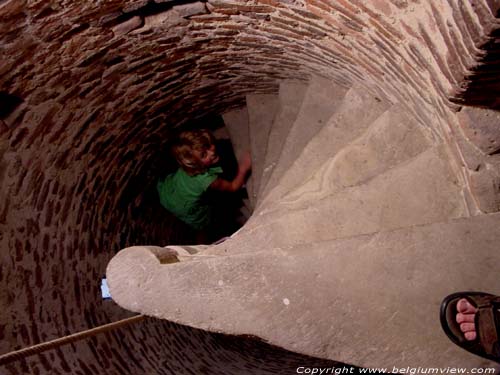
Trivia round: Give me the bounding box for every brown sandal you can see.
[440,292,500,363]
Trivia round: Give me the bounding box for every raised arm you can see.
[210,152,252,192]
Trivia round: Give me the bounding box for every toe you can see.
[460,322,476,333]
[457,298,477,314]
[464,331,477,341]
[456,312,475,324]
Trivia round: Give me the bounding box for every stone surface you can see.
[260,82,390,209]
[258,80,309,199]
[282,105,432,203]
[468,155,500,213]
[112,15,144,36]
[447,111,500,214]
[212,124,231,140]
[239,145,467,249]
[452,121,488,172]
[458,106,500,154]
[173,2,208,18]
[259,76,349,204]
[223,107,251,161]
[222,106,253,208]
[246,93,280,204]
[139,9,188,32]
[107,213,500,370]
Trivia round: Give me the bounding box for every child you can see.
[157,129,251,241]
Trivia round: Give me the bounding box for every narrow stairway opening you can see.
[139,113,251,246]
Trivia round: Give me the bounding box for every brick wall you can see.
[0,0,498,373]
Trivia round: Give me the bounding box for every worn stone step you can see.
[455,107,500,214]
[259,83,390,210]
[222,107,252,209]
[278,104,433,206]
[223,107,250,161]
[259,76,349,203]
[212,125,231,140]
[246,93,280,206]
[239,197,252,221]
[258,80,309,203]
[232,145,468,250]
[107,212,500,370]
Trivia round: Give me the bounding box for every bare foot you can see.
[456,298,478,341]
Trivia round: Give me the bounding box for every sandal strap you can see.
[465,294,500,357]
[467,294,500,308]
[477,306,500,355]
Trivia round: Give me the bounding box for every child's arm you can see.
[210,152,251,192]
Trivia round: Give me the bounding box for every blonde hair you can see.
[171,129,215,175]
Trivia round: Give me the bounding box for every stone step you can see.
[239,197,252,222]
[212,125,231,140]
[107,212,500,370]
[232,144,468,250]
[222,107,250,161]
[257,80,309,204]
[278,104,433,206]
[222,107,252,209]
[246,94,280,206]
[259,76,349,204]
[455,108,500,214]
[258,83,390,211]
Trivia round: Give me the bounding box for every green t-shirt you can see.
[157,166,223,230]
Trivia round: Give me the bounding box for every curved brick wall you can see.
[1,0,498,373]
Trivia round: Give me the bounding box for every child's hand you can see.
[211,152,252,192]
[240,152,252,172]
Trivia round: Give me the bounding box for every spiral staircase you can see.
[108,75,500,370]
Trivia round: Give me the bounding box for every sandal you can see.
[440,291,500,363]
